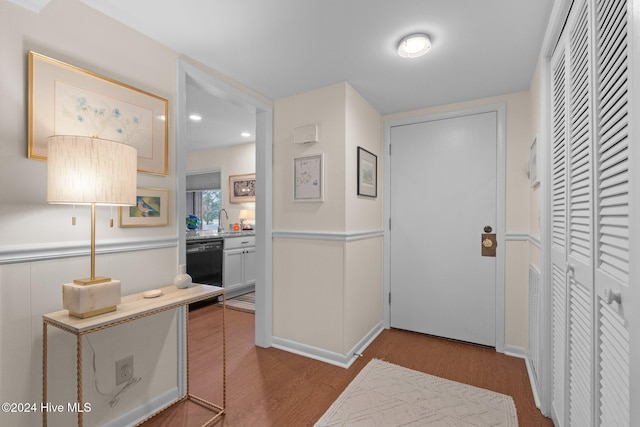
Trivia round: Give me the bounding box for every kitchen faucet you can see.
[218,208,228,232]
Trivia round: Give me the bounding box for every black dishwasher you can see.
[186,238,223,286]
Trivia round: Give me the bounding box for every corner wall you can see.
[272,83,383,366]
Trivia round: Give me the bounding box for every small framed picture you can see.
[119,187,169,227]
[530,138,539,188]
[229,173,256,203]
[357,147,377,197]
[294,153,323,201]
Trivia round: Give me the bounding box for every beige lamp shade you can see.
[47,135,137,206]
[238,209,255,220]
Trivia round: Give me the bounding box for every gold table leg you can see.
[222,293,226,409]
[77,333,83,426]
[44,288,225,426]
[43,322,48,427]
[184,294,227,426]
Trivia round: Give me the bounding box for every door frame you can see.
[383,103,506,353]
[176,59,273,349]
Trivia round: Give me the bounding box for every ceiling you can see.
[73,0,554,150]
[185,75,256,151]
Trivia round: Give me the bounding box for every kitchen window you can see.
[186,171,222,230]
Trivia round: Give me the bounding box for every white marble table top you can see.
[43,283,223,333]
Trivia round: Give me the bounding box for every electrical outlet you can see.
[115,355,133,386]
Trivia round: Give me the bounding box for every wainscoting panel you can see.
[1,244,179,427]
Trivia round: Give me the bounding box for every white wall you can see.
[345,84,384,231]
[343,85,384,353]
[0,0,178,247]
[0,1,181,425]
[273,83,347,232]
[528,59,543,270]
[186,142,256,226]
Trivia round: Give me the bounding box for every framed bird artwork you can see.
[119,187,169,227]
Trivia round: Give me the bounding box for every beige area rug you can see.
[315,359,518,427]
[217,292,255,313]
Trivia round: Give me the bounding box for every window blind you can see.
[186,171,221,191]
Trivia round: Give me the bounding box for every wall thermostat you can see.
[294,124,318,144]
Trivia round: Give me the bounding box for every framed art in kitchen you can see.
[28,51,169,175]
[357,146,377,197]
[229,173,256,203]
[294,153,323,201]
[119,187,169,227]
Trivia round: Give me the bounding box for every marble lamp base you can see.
[62,280,121,318]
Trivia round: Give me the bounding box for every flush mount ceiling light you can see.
[189,114,202,121]
[397,33,431,58]
[241,132,251,137]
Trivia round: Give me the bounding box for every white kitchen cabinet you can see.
[223,236,255,298]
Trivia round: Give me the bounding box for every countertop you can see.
[186,230,255,241]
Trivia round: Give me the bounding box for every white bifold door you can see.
[549,0,633,425]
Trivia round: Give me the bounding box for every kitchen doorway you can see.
[385,105,505,349]
[177,60,273,348]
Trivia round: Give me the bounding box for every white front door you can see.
[389,111,498,347]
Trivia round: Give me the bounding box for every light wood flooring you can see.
[141,304,553,427]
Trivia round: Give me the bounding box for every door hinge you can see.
[389,144,392,156]
[388,293,391,305]
[389,217,391,230]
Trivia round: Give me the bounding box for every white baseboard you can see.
[503,344,527,359]
[225,283,255,299]
[272,321,384,368]
[503,345,541,410]
[103,387,180,427]
[525,357,542,409]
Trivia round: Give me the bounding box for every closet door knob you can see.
[604,288,621,305]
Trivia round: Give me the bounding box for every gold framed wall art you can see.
[119,187,169,227]
[28,51,169,175]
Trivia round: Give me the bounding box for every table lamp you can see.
[238,209,255,230]
[47,135,137,318]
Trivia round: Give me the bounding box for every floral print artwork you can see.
[54,81,153,158]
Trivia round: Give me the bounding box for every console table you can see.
[42,284,226,426]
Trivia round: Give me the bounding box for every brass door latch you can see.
[481,233,496,257]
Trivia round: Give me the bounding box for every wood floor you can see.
[141,304,553,427]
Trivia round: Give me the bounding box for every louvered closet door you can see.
[550,41,569,427]
[593,0,631,425]
[566,1,595,425]
[548,0,632,426]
